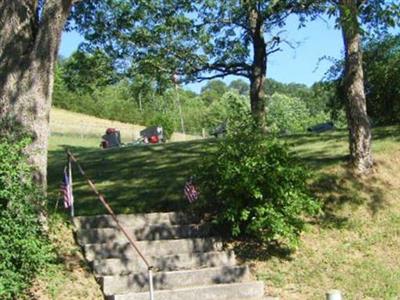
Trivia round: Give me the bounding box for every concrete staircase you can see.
[73,212,266,300]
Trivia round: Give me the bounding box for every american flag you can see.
[60,167,74,209]
[184,177,199,203]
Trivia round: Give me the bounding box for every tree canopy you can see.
[69,0,320,127]
[326,34,400,125]
[60,50,119,94]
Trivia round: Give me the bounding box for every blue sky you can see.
[60,15,343,93]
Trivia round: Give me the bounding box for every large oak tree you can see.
[0,0,75,187]
[71,0,317,130]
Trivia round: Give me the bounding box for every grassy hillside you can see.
[48,126,399,215]
[46,125,400,299]
[41,108,205,300]
[50,108,201,149]
[254,127,400,299]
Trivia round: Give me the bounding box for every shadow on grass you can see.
[233,240,294,263]
[233,167,388,263]
[372,125,400,142]
[47,140,217,216]
[298,152,348,169]
[310,167,387,229]
[284,129,347,144]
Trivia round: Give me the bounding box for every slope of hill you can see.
[49,108,201,149]
[44,125,400,299]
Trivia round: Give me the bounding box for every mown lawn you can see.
[48,126,399,216]
[254,126,400,299]
[47,125,400,299]
[48,136,215,215]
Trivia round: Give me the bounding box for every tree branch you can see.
[266,48,281,56]
[194,62,251,73]
[195,71,249,82]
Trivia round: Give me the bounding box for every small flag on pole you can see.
[184,177,199,203]
[60,166,74,210]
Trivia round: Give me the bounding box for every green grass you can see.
[48,138,216,215]
[48,126,400,216]
[286,126,400,167]
[47,125,400,299]
[49,133,100,150]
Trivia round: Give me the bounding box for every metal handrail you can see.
[66,150,155,300]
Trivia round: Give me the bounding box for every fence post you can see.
[326,290,342,300]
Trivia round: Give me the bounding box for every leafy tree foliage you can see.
[61,50,119,94]
[179,97,208,134]
[197,111,320,248]
[0,124,54,299]
[325,34,400,126]
[265,79,310,97]
[309,81,338,118]
[323,0,400,35]
[70,0,318,128]
[200,80,229,104]
[205,91,250,132]
[229,79,250,96]
[267,93,328,133]
[54,47,336,137]
[148,114,175,140]
[363,34,400,125]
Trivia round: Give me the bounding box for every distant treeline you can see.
[53,34,400,135]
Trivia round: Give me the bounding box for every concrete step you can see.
[84,238,223,261]
[100,265,251,295]
[92,250,237,275]
[73,212,199,230]
[76,223,210,244]
[106,281,265,300]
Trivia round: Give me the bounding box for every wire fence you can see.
[50,121,205,145]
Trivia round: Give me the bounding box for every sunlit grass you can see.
[49,107,201,145]
[47,125,400,298]
[48,138,215,215]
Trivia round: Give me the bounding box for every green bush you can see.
[148,113,176,140]
[197,116,320,248]
[205,91,250,132]
[181,97,208,135]
[267,93,313,133]
[0,134,54,299]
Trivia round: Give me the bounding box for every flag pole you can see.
[68,155,75,218]
[172,73,186,136]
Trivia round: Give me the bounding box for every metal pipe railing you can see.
[67,150,154,300]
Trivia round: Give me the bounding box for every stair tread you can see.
[74,212,200,229]
[74,212,265,299]
[118,280,263,292]
[101,265,249,278]
[76,223,211,243]
[84,236,221,247]
[107,281,264,300]
[100,265,251,295]
[83,237,223,261]
[92,250,235,262]
[91,250,237,275]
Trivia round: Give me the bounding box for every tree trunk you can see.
[0,0,73,189]
[249,8,267,130]
[339,0,373,175]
